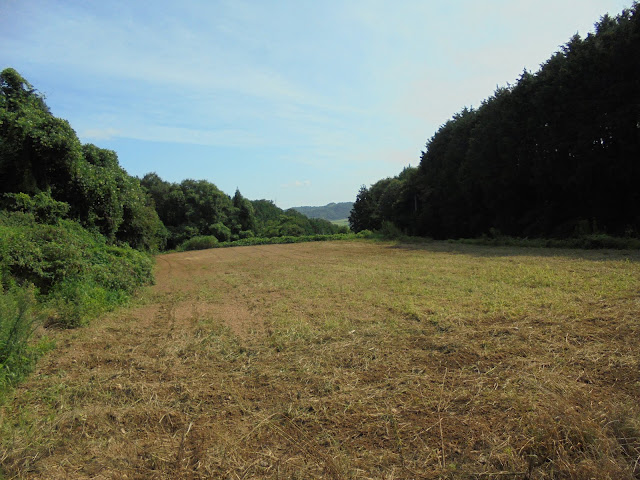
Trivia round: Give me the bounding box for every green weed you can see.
[0,286,47,396]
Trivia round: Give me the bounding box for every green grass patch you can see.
[330,218,350,227]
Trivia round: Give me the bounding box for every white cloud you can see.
[106,124,264,148]
[281,180,312,189]
[79,127,121,141]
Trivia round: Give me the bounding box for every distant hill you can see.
[292,202,353,221]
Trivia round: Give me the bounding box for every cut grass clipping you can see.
[1,240,639,479]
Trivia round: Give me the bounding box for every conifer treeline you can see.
[350,4,640,239]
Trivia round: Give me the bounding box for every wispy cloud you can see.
[81,123,266,148]
[281,180,312,189]
[80,127,122,141]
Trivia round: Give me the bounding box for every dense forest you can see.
[350,4,640,239]
[140,175,347,249]
[292,202,353,221]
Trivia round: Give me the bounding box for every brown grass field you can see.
[1,240,639,479]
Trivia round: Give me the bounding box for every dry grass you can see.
[1,240,639,479]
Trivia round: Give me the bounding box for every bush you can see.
[380,221,405,240]
[46,280,110,328]
[88,245,153,293]
[1,192,70,224]
[168,233,366,252]
[355,229,376,239]
[45,245,153,328]
[209,222,231,242]
[218,233,364,247]
[0,212,154,328]
[0,217,88,293]
[571,234,640,250]
[179,235,219,251]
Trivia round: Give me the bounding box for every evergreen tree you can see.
[356,4,640,239]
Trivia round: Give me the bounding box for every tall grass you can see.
[0,286,43,394]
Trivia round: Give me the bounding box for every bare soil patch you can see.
[2,241,639,479]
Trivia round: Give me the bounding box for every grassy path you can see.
[2,241,639,479]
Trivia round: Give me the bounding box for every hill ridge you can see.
[291,201,353,221]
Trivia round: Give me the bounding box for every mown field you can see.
[1,240,639,479]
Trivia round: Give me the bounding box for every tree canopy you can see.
[0,68,166,251]
[141,175,347,249]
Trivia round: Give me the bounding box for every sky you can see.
[0,0,633,209]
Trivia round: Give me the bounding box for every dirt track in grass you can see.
[2,241,640,479]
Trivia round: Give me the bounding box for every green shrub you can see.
[573,234,640,250]
[0,212,154,328]
[380,221,404,240]
[1,192,70,224]
[46,280,109,328]
[179,235,220,251]
[45,247,152,328]
[356,229,375,239]
[87,245,154,293]
[209,222,231,242]
[216,233,361,248]
[0,218,87,293]
[168,233,365,252]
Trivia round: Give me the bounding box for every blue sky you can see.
[0,0,632,208]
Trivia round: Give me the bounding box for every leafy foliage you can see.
[0,68,166,252]
[1,191,69,224]
[178,235,220,251]
[142,175,347,248]
[0,211,153,328]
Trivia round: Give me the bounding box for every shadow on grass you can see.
[386,238,640,262]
